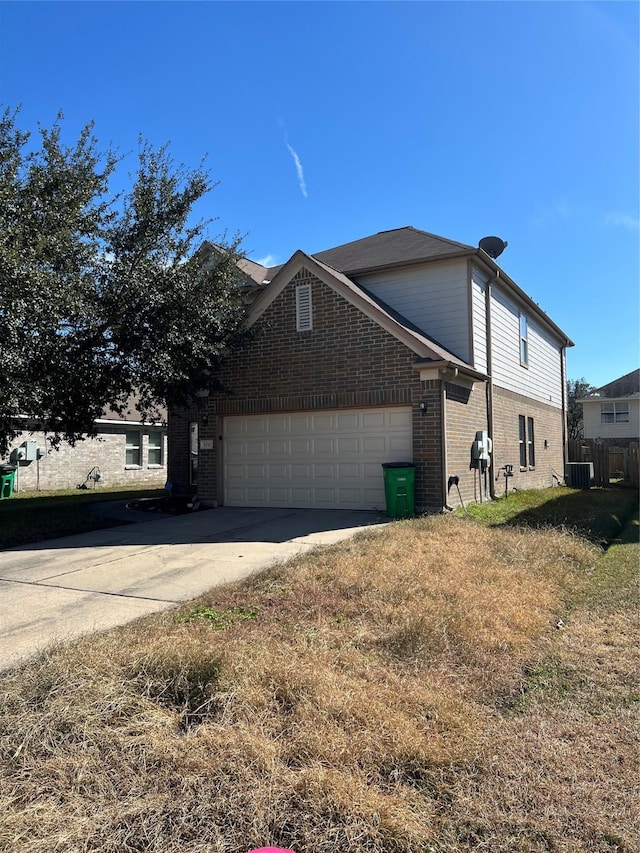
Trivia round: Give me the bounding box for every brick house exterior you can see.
[168,228,572,512]
[4,406,167,492]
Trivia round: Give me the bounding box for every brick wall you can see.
[4,426,167,492]
[492,387,565,494]
[169,269,446,510]
[444,380,490,507]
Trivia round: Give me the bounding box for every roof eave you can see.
[337,249,476,277]
[474,250,574,347]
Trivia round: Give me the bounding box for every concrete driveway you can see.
[0,505,388,672]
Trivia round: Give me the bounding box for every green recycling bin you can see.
[381,462,415,518]
[0,465,16,499]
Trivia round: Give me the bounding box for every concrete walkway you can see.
[0,506,388,672]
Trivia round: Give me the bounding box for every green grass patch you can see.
[463,485,638,545]
[0,486,165,549]
[178,605,259,629]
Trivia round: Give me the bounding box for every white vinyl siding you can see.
[490,284,564,408]
[223,407,412,510]
[471,266,488,373]
[358,259,470,362]
[582,398,640,440]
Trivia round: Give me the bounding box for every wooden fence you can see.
[567,439,639,488]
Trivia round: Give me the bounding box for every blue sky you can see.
[1,0,638,388]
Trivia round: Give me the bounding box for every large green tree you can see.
[0,109,248,456]
[566,377,596,440]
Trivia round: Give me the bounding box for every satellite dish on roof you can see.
[479,236,508,259]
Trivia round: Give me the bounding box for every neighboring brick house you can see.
[168,227,573,511]
[4,400,168,492]
[578,369,640,447]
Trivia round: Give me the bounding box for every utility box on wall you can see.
[21,441,38,462]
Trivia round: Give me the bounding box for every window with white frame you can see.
[125,431,141,467]
[296,283,312,331]
[519,415,535,468]
[189,422,199,485]
[147,432,163,466]
[519,313,528,366]
[527,416,535,467]
[518,416,527,467]
[601,401,629,424]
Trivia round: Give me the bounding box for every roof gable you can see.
[248,250,484,379]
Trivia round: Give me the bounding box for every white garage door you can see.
[223,407,412,510]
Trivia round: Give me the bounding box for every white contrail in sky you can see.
[285,141,308,198]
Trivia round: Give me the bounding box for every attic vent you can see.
[296,283,312,331]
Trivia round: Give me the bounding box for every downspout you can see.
[485,271,499,499]
[441,379,451,510]
[561,346,568,468]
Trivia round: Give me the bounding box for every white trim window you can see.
[296,283,312,332]
[147,431,163,466]
[601,402,629,424]
[125,431,141,467]
[519,313,528,367]
[189,422,199,485]
[519,415,535,468]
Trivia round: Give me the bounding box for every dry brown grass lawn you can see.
[1,513,637,852]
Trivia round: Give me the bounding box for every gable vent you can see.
[296,283,313,331]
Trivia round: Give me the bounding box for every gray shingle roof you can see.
[591,369,640,398]
[312,226,475,274]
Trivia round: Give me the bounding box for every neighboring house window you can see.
[296,283,312,331]
[520,314,528,366]
[601,402,629,424]
[519,415,536,468]
[190,422,198,485]
[125,431,141,467]
[147,432,163,466]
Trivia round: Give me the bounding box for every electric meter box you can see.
[21,441,38,462]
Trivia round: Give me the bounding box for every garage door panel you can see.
[224,407,412,509]
[313,463,335,478]
[268,439,288,454]
[291,463,311,478]
[338,462,360,478]
[268,463,288,478]
[291,439,310,454]
[337,437,359,453]
[389,409,412,427]
[268,487,288,502]
[363,436,385,453]
[337,413,359,429]
[267,416,288,433]
[291,415,311,430]
[363,412,385,428]
[312,414,334,430]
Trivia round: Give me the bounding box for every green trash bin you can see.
[381,462,415,518]
[0,465,16,499]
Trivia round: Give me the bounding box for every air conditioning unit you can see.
[565,462,594,489]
